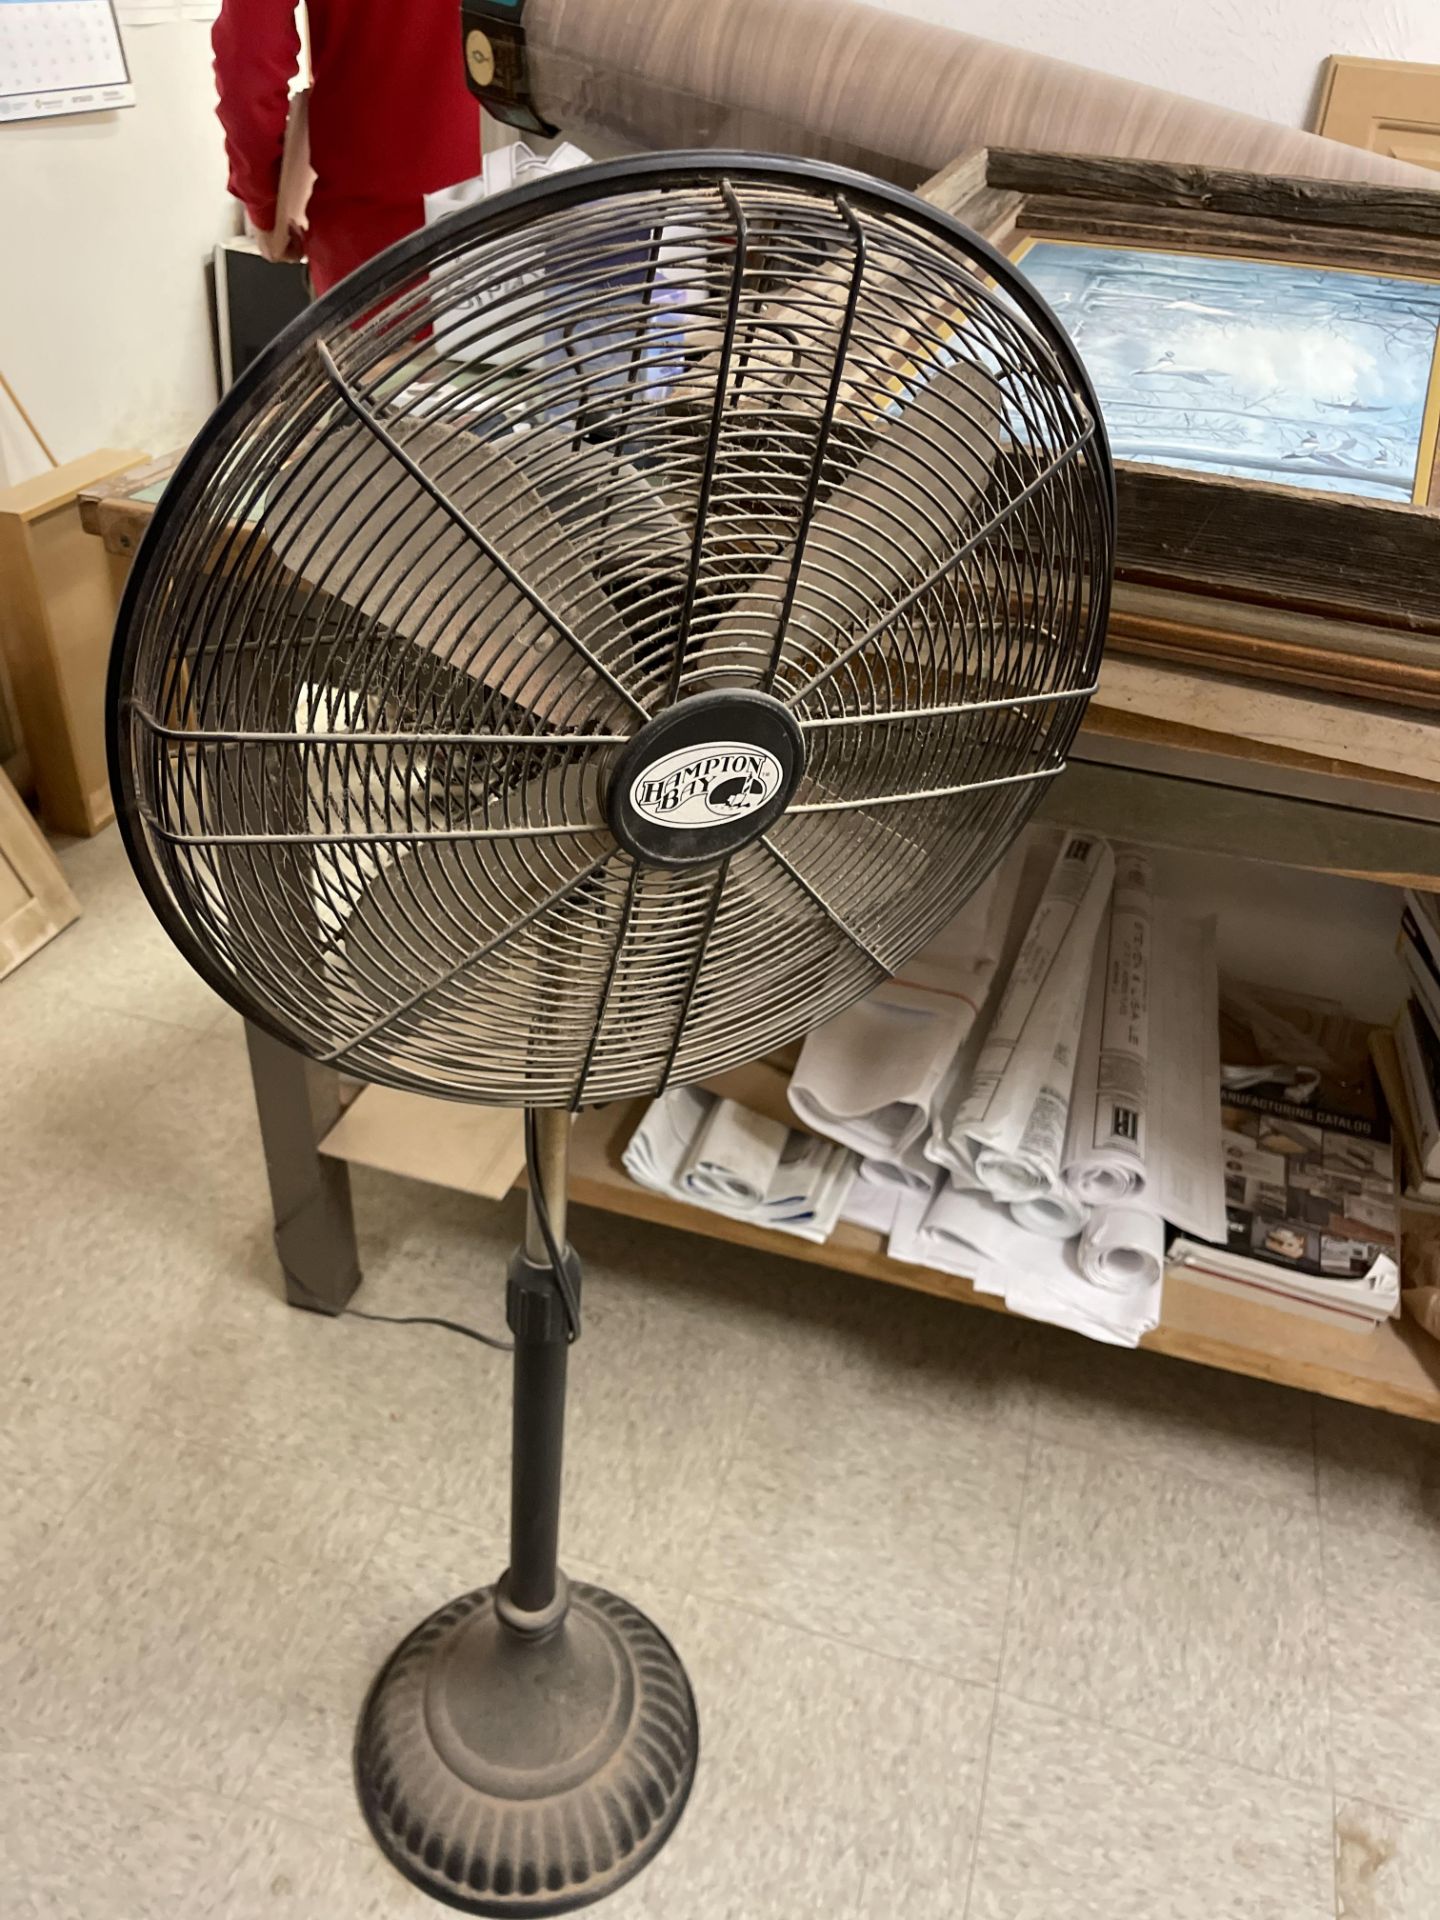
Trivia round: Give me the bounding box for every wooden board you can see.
[1079,693,1440,808]
[1111,464,1440,634]
[1042,759,1440,893]
[1109,583,1440,713]
[0,639,29,796]
[1093,656,1440,788]
[0,765,79,978]
[1315,56,1440,176]
[77,452,182,558]
[984,148,1440,239]
[1017,193,1440,279]
[0,448,147,836]
[315,1088,1440,1423]
[319,1086,525,1200]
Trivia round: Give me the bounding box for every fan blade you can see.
[695,357,1006,694]
[261,413,647,728]
[522,429,698,694]
[571,859,731,1104]
[659,838,885,1088]
[333,791,621,1099]
[764,773,1040,976]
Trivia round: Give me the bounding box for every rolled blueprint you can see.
[788,852,1016,1185]
[1012,1187,1088,1239]
[682,1098,789,1207]
[624,1088,857,1240]
[839,1169,904,1235]
[929,830,1114,1185]
[758,1130,859,1234]
[889,1179,1039,1275]
[624,1084,712,1190]
[888,1180,1160,1347]
[977,913,1105,1218]
[1064,846,1153,1206]
[1079,1207,1166,1294]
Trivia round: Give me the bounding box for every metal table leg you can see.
[244,1020,361,1312]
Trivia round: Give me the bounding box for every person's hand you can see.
[253,220,307,264]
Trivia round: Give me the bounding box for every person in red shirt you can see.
[212,1,482,296]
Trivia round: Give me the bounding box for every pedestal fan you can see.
[107,154,1113,1915]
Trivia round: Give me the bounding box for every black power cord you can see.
[342,1305,514,1351]
[286,1270,514,1352]
[281,1113,580,1350]
[524,1110,582,1342]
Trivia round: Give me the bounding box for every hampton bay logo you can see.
[629,741,784,829]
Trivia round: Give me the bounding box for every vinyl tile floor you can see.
[3,827,1438,1919]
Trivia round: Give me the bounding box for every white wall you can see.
[874,0,1440,133]
[1160,854,1403,1025]
[0,25,235,484]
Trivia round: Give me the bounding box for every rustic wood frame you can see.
[928,150,1440,672]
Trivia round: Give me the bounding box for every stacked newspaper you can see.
[623,1087,857,1243]
[620,827,1235,1347]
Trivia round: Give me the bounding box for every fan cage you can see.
[109,154,1113,1109]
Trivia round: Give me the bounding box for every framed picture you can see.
[928,149,1440,707]
[1012,238,1440,506]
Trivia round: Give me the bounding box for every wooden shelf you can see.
[321,1089,1440,1425]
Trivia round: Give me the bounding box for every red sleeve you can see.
[212,0,301,235]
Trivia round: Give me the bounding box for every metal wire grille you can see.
[109,155,1113,1108]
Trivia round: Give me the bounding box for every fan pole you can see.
[354,1104,699,1915]
[505,1109,573,1620]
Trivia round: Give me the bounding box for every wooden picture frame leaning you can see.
[927,149,1440,709]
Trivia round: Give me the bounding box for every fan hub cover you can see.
[606,688,804,867]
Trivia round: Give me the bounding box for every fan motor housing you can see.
[605,688,805,867]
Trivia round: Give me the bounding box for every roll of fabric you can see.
[526,0,1435,189]
[1079,1207,1166,1294]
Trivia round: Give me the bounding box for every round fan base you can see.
[355,1580,699,1917]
